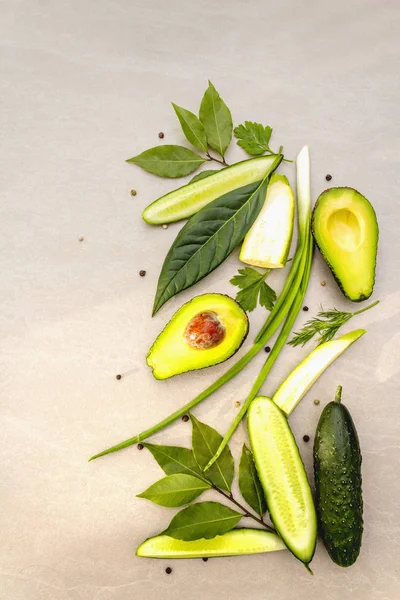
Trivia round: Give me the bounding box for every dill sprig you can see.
[289,299,379,347]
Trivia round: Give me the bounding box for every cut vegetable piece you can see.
[240,174,295,268]
[142,155,282,224]
[147,294,248,379]
[273,329,366,416]
[248,396,317,565]
[136,528,286,559]
[312,187,378,301]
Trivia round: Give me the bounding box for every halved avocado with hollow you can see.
[147,293,249,379]
[312,187,378,302]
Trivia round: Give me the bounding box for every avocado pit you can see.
[184,311,226,350]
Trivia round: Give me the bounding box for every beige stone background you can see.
[1,0,399,598]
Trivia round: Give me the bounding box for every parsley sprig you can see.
[230,267,277,312]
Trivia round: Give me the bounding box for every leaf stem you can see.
[352,299,379,316]
[212,486,275,533]
[205,152,230,167]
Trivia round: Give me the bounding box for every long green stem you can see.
[204,234,313,470]
[353,299,379,316]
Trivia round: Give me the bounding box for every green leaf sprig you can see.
[234,122,273,156]
[230,267,277,312]
[289,299,379,347]
[136,416,274,543]
[127,81,233,178]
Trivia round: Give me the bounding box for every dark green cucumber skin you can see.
[314,401,363,567]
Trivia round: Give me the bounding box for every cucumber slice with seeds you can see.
[142,155,282,224]
[136,528,286,559]
[248,396,317,565]
[240,174,295,268]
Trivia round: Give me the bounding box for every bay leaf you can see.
[199,81,232,158]
[137,473,210,507]
[127,145,206,178]
[238,445,267,517]
[163,501,242,541]
[190,414,234,493]
[142,443,207,482]
[172,103,208,153]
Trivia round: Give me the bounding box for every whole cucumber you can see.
[313,385,363,567]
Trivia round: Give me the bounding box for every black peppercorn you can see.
[325,174,332,181]
[303,306,309,312]
[303,435,310,443]
[202,557,209,562]
[137,443,144,450]
[182,415,189,422]
[165,567,172,574]
[264,346,271,353]
[116,374,122,380]
[139,270,146,277]
[159,132,165,139]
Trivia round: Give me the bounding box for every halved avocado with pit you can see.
[312,187,378,301]
[147,293,249,379]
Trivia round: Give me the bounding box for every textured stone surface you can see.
[1,0,399,598]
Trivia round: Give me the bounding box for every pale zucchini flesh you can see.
[273,329,366,416]
[136,528,286,559]
[248,396,317,565]
[240,173,295,268]
[142,155,282,224]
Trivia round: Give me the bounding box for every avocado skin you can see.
[312,187,379,302]
[147,294,249,380]
[313,399,363,567]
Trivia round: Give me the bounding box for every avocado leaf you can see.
[163,501,242,541]
[153,179,268,314]
[137,473,211,507]
[190,414,234,493]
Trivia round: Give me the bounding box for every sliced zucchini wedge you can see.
[240,174,295,268]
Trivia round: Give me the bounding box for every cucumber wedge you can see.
[240,174,295,268]
[142,155,283,224]
[273,329,366,416]
[136,528,286,559]
[248,396,317,565]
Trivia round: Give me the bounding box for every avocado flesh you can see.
[147,294,249,379]
[312,187,378,301]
